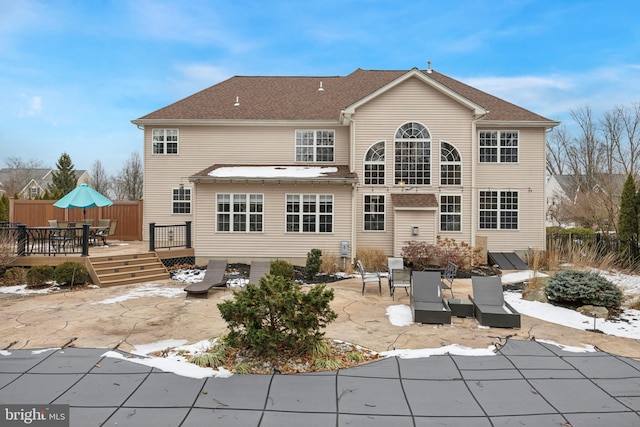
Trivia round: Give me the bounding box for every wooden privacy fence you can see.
[9,199,143,241]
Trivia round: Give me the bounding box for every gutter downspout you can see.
[471,111,488,249]
[347,114,357,265]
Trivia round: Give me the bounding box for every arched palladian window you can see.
[394,122,431,185]
[440,141,461,186]
[364,141,385,185]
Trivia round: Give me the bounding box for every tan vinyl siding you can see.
[142,125,349,241]
[475,127,547,251]
[393,210,437,257]
[351,77,475,255]
[192,182,353,263]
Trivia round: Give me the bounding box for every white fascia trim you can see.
[478,120,561,129]
[341,69,488,119]
[131,119,344,127]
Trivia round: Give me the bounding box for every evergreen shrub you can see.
[54,261,88,285]
[305,248,322,281]
[26,265,54,287]
[270,259,294,280]
[218,274,337,358]
[544,270,622,309]
[3,267,27,286]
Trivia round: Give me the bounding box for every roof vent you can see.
[426,61,432,74]
[318,81,324,91]
[234,96,240,107]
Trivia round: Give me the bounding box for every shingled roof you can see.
[135,68,554,123]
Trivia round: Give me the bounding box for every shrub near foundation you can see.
[26,265,54,287]
[54,261,88,286]
[3,267,27,286]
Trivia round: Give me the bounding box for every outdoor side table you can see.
[448,298,474,318]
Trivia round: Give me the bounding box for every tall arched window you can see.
[440,141,461,186]
[364,141,385,185]
[394,122,431,185]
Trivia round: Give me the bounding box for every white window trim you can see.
[393,121,432,186]
[294,129,335,163]
[285,193,334,233]
[171,186,191,215]
[216,193,264,233]
[440,140,463,187]
[363,194,386,232]
[363,141,386,186]
[478,189,519,230]
[152,128,179,156]
[439,194,462,232]
[478,130,519,164]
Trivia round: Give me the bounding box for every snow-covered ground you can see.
[2,267,639,378]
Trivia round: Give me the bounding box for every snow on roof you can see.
[208,166,339,178]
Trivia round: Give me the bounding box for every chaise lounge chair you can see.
[248,260,271,286]
[184,259,228,298]
[387,257,411,300]
[411,271,451,324]
[469,276,521,328]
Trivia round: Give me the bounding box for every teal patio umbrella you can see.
[54,183,113,220]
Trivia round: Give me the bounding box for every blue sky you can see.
[1,0,639,176]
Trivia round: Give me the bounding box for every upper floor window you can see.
[440,195,461,232]
[295,130,334,162]
[394,122,431,185]
[286,194,333,233]
[364,141,385,185]
[217,193,263,232]
[440,141,461,186]
[364,194,385,231]
[172,187,191,214]
[152,129,178,155]
[479,131,518,163]
[479,190,518,230]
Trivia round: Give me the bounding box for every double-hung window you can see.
[286,194,333,233]
[479,131,518,163]
[364,195,385,231]
[295,130,334,162]
[152,129,178,155]
[217,193,263,232]
[440,195,461,231]
[394,122,431,185]
[479,190,518,229]
[172,187,191,214]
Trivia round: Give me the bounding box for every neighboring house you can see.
[133,67,559,263]
[0,168,91,199]
[546,174,626,230]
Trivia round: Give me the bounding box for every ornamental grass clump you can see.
[217,274,337,359]
[544,270,622,309]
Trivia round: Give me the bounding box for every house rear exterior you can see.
[132,68,558,264]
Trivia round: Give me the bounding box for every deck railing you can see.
[148,222,192,251]
[1,223,91,257]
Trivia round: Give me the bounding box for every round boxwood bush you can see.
[54,261,88,286]
[544,270,622,309]
[26,265,54,287]
[270,259,294,280]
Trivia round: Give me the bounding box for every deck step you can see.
[89,253,169,287]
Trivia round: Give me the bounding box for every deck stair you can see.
[89,252,169,287]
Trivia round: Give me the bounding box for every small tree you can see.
[305,248,322,281]
[618,173,637,239]
[48,152,77,198]
[0,194,9,221]
[218,274,337,358]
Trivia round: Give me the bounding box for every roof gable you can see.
[134,68,556,125]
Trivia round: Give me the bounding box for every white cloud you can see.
[28,95,42,116]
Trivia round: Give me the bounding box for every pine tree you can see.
[48,152,78,198]
[618,173,638,243]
